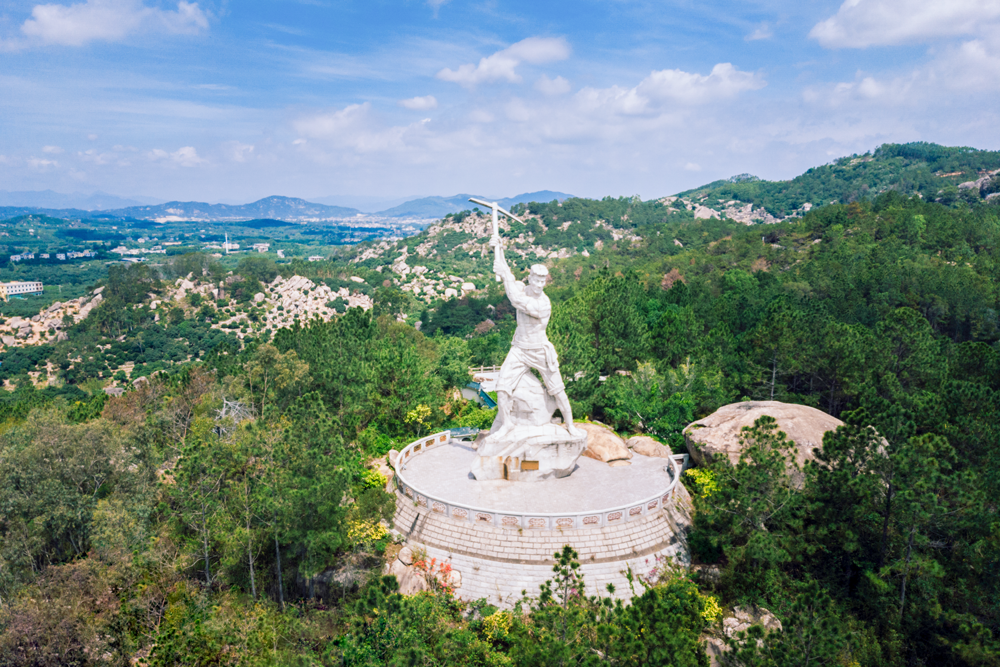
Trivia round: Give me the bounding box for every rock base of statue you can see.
[471,371,586,481]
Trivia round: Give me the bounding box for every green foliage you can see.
[689,417,804,602]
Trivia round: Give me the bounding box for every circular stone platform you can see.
[389,431,693,608]
[401,441,675,514]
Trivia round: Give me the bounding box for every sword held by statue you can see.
[468,197,524,283]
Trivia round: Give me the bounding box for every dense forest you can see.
[0,175,999,665]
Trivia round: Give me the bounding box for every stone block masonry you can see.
[390,483,693,608]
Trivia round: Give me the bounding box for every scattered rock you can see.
[56,332,68,342]
[388,557,429,595]
[253,293,265,303]
[608,459,632,467]
[461,282,476,292]
[703,606,783,667]
[724,606,783,636]
[447,568,462,590]
[627,435,672,458]
[1,336,15,346]
[388,449,400,468]
[693,564,722,587]
[397,546,414,566]
[578,422,632,463]
[684,401,843,484]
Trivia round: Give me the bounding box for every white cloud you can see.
[810,0,1000,48]
[746,23,773,41]
[87,133,98,140]
[292,103,430,153]
[684,162,701,171]
[78,148,114,164]
[20,0,208,47]
[805,32,1000,106]
[42,145,63,153]
[437,36,571,86]
[535,74,571,95]
[225,141,255,163]
[575,63,764,116]
[28,157,58,169]
[469,109,494,123]
[399,95,438,110]
[293,103,370,139]
[148,146,204,167]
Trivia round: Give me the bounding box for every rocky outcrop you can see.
[703,606,783,667]
[578,422,632,463]
[385,546,462,596]
[684,401,843,482]
[626,435,672,458]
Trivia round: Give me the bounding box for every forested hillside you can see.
[0,180,998,665]
[681,142,1000,218]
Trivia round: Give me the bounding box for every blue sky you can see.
[1,0,999,206]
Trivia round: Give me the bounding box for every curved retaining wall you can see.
[393,430,683,531]
[389,434,694,607]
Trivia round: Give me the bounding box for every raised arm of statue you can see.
[492,240,512,282]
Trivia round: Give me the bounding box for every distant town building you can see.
[111,247,144,256]
[148,245,167,254]
[277,250,285,258]
[120,257,146,263]
[307,255,325,262]
[162,241,182,246]
[56,253,67,260]
[222,242,240,252]
[252,243,270,253]
[39,253,50,259]
[10,253,36,262]
[0,281,44,301]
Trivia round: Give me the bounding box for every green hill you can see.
[680,142,1000,218]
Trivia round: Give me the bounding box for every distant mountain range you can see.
[0,191,575,222]
[375,191,574,217]
[0,190,163,210]
[108,196,361,222]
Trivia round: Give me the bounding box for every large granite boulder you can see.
[626,435,671,458]
[578,422,631,463]
[684,400,843,473]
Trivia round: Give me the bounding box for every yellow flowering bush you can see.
[685,468,719,499]
[481,610,513,642]
[347,520,388,548]
[699,593,724,623]
[361,468,387,490]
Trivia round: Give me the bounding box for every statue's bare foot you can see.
[567,424,586,438]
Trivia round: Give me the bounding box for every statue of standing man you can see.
[468,198,587,481]
[491,245,583,440]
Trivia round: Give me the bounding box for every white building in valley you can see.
[0,281,44,301]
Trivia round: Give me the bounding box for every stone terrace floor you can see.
[399,442,674,514]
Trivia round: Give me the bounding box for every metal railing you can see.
[391,429,684,531]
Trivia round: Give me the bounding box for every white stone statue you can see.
[468,198,587,481]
